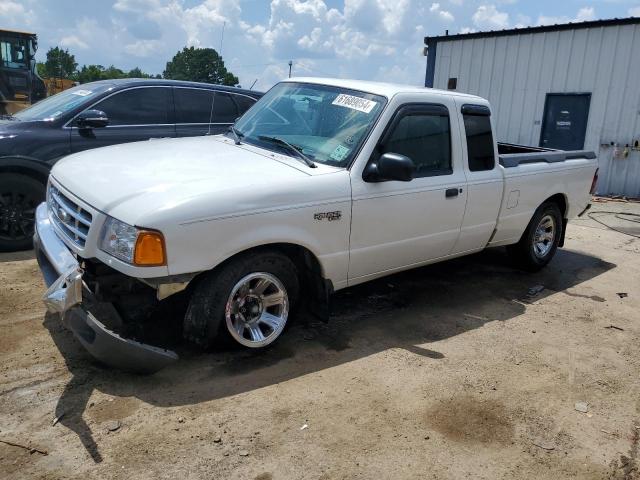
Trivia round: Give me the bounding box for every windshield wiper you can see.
[228,125,244,145]
[257,135,316,168]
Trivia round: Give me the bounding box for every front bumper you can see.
[34,203,178,374]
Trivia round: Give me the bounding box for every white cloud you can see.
[513,14,531,29]
[472,4,509,30]
[124,39,163,57]
[0,1,24,16]
[59,35,89,50]
[575,7,595,22]
[430,3,455,23]
[0,0,33,26]
[537,6,597,26]
[113,0,163,13]
[630,6,640,17]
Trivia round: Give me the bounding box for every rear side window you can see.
[382,105,451,177]
[174,88,214,124]
[212,92,238,123]
[93,87,171,126]
[233,94,256,116]
[462,106,495,171]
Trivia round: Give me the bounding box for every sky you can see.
[2,0,640,91]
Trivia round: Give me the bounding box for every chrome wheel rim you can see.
[532,214,555,258]
[225,272,289,348]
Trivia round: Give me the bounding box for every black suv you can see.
[0,79,262,251]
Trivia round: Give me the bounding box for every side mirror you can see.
[76,109,109,129]
[363,152,415,182]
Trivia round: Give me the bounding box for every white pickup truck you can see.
[34,78,598,373]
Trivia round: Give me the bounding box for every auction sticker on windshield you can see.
[332,94,377,113]
[330,144,351,162]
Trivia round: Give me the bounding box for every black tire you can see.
[507,201,563,272]
[184,250,300,349]
[0,173,46,252]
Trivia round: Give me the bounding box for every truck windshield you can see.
[234,82,386,167]
[14,83,113,121]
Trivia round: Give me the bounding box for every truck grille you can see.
[47,184,92,248]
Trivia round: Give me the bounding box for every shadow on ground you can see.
[0,249,35,263]
[43,247,615,462]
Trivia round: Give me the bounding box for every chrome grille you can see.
[47,184,92,248]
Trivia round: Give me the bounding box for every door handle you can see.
[445,188,460,198]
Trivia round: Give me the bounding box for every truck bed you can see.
[497,142,596,168]
[487,142,597,248]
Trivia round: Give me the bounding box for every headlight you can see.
[99,217,166,266]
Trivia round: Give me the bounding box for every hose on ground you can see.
[586,211,640,238]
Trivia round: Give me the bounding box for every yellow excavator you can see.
[0,29,47,115]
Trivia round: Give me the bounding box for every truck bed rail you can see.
[499,146,596,168]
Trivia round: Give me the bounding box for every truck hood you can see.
[51,135,338,226]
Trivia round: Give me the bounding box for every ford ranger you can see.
[33,78,598,373]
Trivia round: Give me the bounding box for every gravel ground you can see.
[1,200,639,480]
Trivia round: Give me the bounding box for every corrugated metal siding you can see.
[432,23,640,197]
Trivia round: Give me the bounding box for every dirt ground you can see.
[1,200,639,480]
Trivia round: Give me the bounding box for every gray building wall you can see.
[427,21,640,197]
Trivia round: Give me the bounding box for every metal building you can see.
[424,17,640,197]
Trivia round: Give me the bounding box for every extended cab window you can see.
[382,105,452,177]
[92,87,171,126]
[174,88,214,124]
[462,105,495,171]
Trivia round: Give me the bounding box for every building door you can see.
[540,93,591,150]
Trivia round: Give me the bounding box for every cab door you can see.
[70,86,175,152]
[348,97,468,283]
[450,101,503,255]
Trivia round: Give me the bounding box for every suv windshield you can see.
[234,82,386,167]
[14,83,113,121]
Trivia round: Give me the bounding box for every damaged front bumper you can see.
[34,203,178,374]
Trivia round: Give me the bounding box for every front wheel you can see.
[184,251,299,349]
[507,202,563,272]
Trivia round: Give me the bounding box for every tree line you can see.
[37,46,239,86]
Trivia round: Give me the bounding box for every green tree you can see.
[163,47,238,86]
[101,65,125,79]
[76,64,104,83]
[43,47,77,78]
[36,62,47,77]
[126,67,151,78]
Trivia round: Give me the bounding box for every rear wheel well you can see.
[540,193,568,247]
[544,193,567,218]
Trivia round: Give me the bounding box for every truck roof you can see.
[285,77,486,102]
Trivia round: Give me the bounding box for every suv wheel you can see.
[0,174,45,252]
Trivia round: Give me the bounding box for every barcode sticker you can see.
[332,94,377,113]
